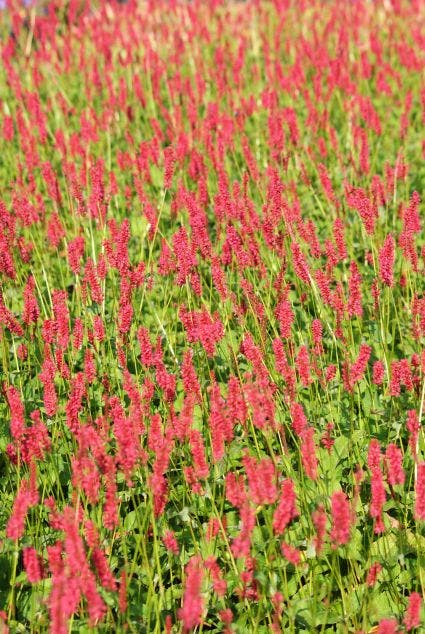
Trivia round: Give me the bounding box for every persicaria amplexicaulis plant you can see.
[0,0,424,631]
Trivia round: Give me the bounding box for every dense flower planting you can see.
[0,0,425,631]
